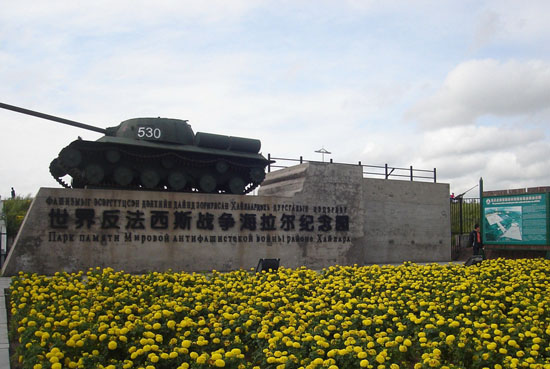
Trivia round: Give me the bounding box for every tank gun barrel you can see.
[0,102,107,134]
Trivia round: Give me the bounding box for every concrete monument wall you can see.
[260,163,451,264]
[2,162,450,276]
[359,178,451,263]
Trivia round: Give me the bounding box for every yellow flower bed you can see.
[9,259,550,369]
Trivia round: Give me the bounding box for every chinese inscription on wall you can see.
[45,196,352,245]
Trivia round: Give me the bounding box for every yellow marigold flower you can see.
[211,353,222,361]
[313,358,324,365]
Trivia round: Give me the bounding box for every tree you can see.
[1,196,33,239]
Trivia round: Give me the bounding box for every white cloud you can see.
[421,125,544,157]
[404,57,550,193]
[471,10,502,51]
[403,123,550,194]
[477,0,550,45]
[408,59,550,128]
[0,1,260,27]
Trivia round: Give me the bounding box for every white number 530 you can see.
[137,127,162,139]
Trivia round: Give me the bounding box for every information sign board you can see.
[482,193,548,245]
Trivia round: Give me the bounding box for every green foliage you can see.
[1,196,33,238]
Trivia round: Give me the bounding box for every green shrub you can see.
[2,196,33,238]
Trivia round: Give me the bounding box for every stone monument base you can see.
[2,163,450,276]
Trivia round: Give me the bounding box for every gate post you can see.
[459,196,463,236]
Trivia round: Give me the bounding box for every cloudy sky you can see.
[1,0,549,198]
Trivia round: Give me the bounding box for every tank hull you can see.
[50,138,269,194]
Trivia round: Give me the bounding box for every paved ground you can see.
[0,277,11,369]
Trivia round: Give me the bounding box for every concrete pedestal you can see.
[2,163,450,276]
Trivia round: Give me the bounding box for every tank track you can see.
[49,140,267,194]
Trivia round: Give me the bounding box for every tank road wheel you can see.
[140,169,160,189]
[199,174,217,193]
[59,147,82,168]
[49,158,67,178]
[168,171,187,191]
[114,167,134,186]
[105,150,121,164]
[228,176,246,194]
[85,164,105,185]
[250,167,266,183]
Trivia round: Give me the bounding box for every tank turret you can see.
[0,102,272,194]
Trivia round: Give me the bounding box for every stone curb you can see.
[0,277,10,369]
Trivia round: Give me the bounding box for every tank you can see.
[0,102,272,194]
